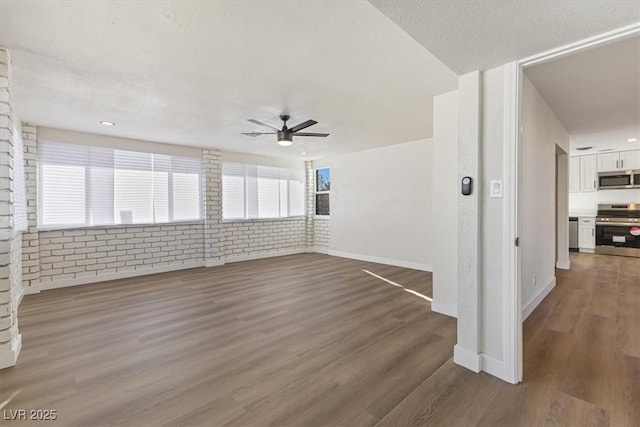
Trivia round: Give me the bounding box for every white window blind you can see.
[38,140,202,229]
[13,125,28,232]
[222,162,305,220]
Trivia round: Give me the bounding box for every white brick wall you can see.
[305,160,315,248]
[38,222,204,284]
[223,218,306,260]
[203,149,223,265]
[314,217,330,253]
[17,128,319,291]
[21,123,38,290]
[0,48,21,369]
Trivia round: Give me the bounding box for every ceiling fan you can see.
[241,114,329,146]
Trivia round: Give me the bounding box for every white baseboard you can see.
[28,250,315,294]
[224,248,308,264]
[556,260,570,270]
[579,248,595,254]
[40,261,206,291]
[453,345,481,373]
[431,299,457,318]
[204,259,225,268]
[313,246,329,255]
[522,277,556,321]
[0,333,21,370]
[327,250,433,272]
[481,353,505,380]
[23,284,41,296]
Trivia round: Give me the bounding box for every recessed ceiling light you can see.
[100,121,115,126]
[301,152,307,156]
[627,137,638,142]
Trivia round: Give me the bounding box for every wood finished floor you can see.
[1,252,638,426]
[378,252,640,427]
[1,254,455,426]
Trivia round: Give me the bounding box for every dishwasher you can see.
[569,217,579,251]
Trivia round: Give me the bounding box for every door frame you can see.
[502,22,640,384]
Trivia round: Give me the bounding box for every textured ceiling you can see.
[0,1,457,159]
[526,36,640,155]
[369,0,640,74]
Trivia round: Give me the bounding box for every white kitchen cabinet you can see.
[569,156,580,193]
[619,150,640,170]
[578,217,595,252]
[579,155,597,192]
[597,149,640,172]
[597,152,620,172]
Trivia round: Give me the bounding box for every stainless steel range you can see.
[596,203,640,258]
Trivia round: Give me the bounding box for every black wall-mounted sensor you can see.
[462,176,472,196]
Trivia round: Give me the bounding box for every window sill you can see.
[315,215,330,220]
[222,216,306,224]
[37,219,204,232]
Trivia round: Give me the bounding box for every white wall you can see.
[570,188,640,210]
[222,150,304,170]
[480,66,507,361]
[556,150,570,270]
[316,139,433,271]
[521,75,569,317]
[431,90,458,317]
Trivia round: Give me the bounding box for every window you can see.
[38,140,202,229]
[315,167,330,216]
[222,162,304,220]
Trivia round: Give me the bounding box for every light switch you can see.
[490,180,503,198]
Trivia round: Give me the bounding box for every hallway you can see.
[379,252,640,426]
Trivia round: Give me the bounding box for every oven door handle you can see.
[596,222,640,226]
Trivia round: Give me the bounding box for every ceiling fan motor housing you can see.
[277,131,293,146]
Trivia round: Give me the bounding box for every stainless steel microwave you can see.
[598,170,640,190]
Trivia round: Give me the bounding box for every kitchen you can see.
[569,148,640,258]
[525,33,640,263]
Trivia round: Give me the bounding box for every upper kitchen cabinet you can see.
[569,156,581,193]
[619,150,640,170]
[597,150,640,172]
[579,155,597,192]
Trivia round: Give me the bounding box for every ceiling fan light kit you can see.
[242,114,329,147]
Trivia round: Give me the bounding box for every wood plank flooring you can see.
[1,252,638,426]
[378,252,640,427]
[0,254,455,426]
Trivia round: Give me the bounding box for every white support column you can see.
[21,123,39,293]
[454,71,482,372]
[203,149,224,267]
[305,160,314,250]
[0,47,21,369]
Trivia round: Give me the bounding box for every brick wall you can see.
[18,129,315,290]
[314,217,330,253]
[305,160,315,248]
[21,124,38,291]
[223,218,307,261]
[203,149,223,265]
[0,48,21,369]
[38,222,204,287]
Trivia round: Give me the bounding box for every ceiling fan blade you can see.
[241,132,276,137]
[289,120,318,133]
[292,132,329,137]
[248,119,280,131]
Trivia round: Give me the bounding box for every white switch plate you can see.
[490,180,503,198]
